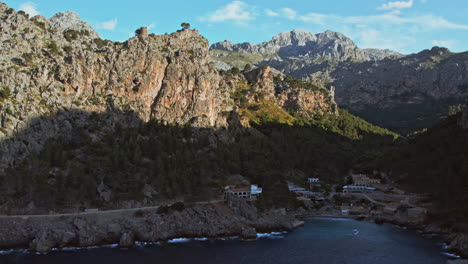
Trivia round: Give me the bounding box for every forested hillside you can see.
[380,110,468,229]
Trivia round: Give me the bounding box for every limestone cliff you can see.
[0,2,337,171]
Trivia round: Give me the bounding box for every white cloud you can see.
[96,19,118,31]
[281,8,297,20]
[148,23,156,30]
[293,9,468,53]
[199,1,254,24]
[378,0,414,10]
[19,2,39,17]
[265,9,279,17]
[355,28,416,50]
[298,12,468,31]
[432,40,456,49]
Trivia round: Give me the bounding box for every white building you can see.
[308,178,320,183]
[342,185,376,193]
[250,184,263,195]
[225,184,263,201]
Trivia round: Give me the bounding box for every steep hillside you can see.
[379,108,468,229]
[0,2,399,213]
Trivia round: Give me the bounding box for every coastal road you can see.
[0,199,225,219]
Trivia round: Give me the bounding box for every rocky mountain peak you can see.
[48,11,99,39]
[271,29,317,47]
[363,48,404,60]
[210,29,403,65]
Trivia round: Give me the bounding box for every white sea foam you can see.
[256,233,285,239]
[442,252,461,259]
[168,238,191,243]
[194,237,209,241]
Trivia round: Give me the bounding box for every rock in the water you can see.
[119,232,135,248]
[240,227,257,239]
[30,230,56,253]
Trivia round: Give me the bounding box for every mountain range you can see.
[210,30,468,133]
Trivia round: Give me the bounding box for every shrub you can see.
[94,38,110,49]
[0,86,12,100]
[17,10,29,18]
[33,20,46,31]
[157,205,169,214]
[21,53,34,65]
[170,202,185,212]
[46,41,61,56]
[64,30,79,41]
[63,46,73,53]
[230,67,240,75]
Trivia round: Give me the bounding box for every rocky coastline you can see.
[0,202,304,254]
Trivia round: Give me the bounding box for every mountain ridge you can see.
[210,29,403,62]
[210,30,467,133]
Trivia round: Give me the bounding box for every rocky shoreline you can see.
[0,202,304,254]
[1,202,466,263]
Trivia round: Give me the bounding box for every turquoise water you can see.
[1,218,450,264]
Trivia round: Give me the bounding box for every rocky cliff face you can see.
[0,2,229,170]
[0,2,337,171]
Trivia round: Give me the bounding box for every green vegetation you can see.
[448,104,465,116]
[0,104,398,211]
[348,99,465,135]
[0,86,12,100]
[210,49,264,69]
[62,45,73,53]
[32,19,46,31]
[63,29,91,41]
[379,113,468,230]
[279,75,324,92]
[241,102,296,126]
[181,22,191,30]
[63,30,79,41]
[46,41,61,56]
[21,53,34,65]
[94,38,111,49]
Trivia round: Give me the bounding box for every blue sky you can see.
[4,0,468,54]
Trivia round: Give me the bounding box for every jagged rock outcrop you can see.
[0,3,228,171]
[277,88,338,118]
[48,11,100,39]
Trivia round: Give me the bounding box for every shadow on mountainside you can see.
[0,108,397,215]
